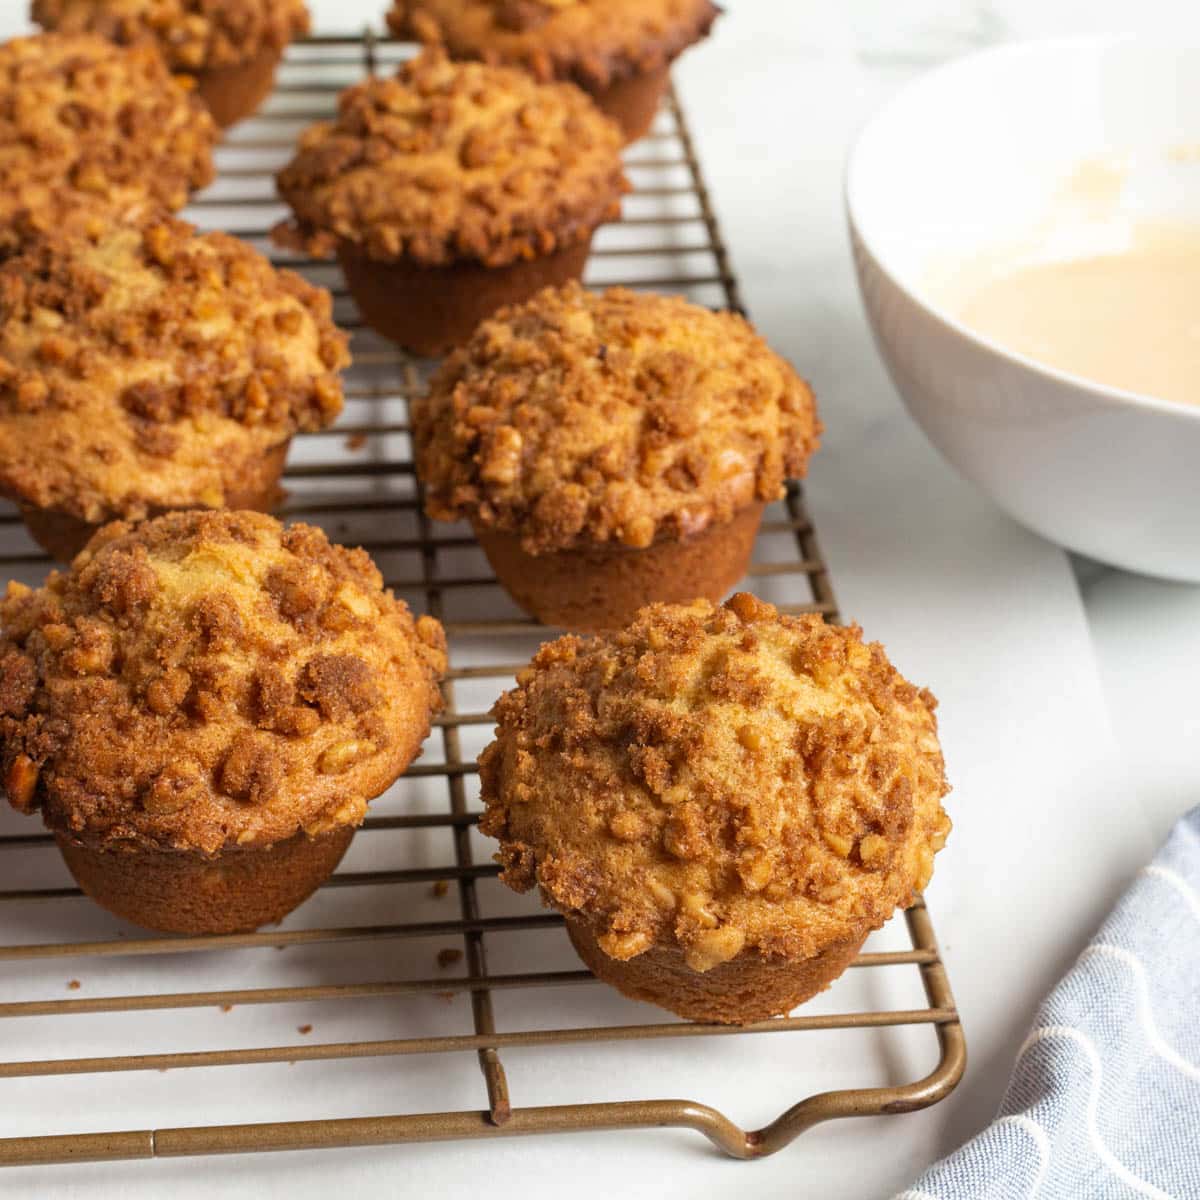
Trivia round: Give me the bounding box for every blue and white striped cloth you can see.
[899,806,1200,1200]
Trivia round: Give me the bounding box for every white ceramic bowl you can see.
[847,36,1200,581]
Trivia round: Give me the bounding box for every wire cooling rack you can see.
[0,33,964,1168]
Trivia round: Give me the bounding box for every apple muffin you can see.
[0,510,448,934]
[479,592,952,1023]
[274,51,627,355]
[387,0,721,141]
[0,33,216,251]
[413,283,820,630]
[0,210,349,561]
[32,0,310,127]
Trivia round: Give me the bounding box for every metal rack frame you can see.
[0,33,964,1168]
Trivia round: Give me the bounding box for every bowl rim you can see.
[844,32,1200,426]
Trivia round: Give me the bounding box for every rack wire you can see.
[0,33,964,1168]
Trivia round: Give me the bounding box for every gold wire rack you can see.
[0,32,964,1168]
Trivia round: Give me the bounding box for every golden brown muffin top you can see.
[0,33,216,237]
[387,0,720,90]
[32,0,310,71]
[480,593,951,972]
[0,212,349,524]
[273,52,627,268]
[413,284,820,553]
[0,511,447,854]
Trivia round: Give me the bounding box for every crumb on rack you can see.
[0,214,349,523]
[273,53,627,270]
[66,979,80,990]
[478,593,951,971]
[32,0,310,74]
[219,1004,233,1013]
[431,879,450,898]
[0,33,217,230]
[345,433,367,451]
[297,1023,313,1035]
[0,510,446,854]
[436,947,463,969]
[413,284,819,555]
[386,0,720,92]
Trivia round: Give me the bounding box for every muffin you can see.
[273,51,628,356]
[0,210,349,561]
[0,33,217,254]
[479,592,951,1024]
[387,0,721,142]
[0,510,447,934]
[31,0,310,127]
[413,283,819,631]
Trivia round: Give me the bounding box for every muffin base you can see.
[337,237,593,357]
[587,65,671,143]
[474,501,765,632]
[57,826,355,935]
[18,440,290,562]
[567,917,867,1025]
[192,47,282,129]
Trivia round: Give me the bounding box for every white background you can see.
[2,1,1199,1196]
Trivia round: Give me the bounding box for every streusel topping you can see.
[33,0,310,71]
[0,212,349,522]
[413,284,820,552]
[480,593,951,972]
[274,51,627,268]
[0,511,447,853]
[0,33,216,235]
[388,0,720,89]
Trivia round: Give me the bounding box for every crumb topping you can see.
[387,0,720,90]
[0,212,349,523]
[413,284,820,553]
[33,0,310,71]
[0,34,216,237]
[0,511,447,853]
[273,51,628,268]
[479,593,951,971]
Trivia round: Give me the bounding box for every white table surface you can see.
[2,3,1198,1197]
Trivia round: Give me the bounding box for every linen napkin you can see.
[898,806,1200,1200]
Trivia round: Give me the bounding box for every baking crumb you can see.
[297,1024,313,1035]
[414,285,819,556]
[435,992,455,1003]
[219,1004,234,1013]
[0,34,219,240]
[275,54,627,272]
[436,947,463,969]
[345,432,367,451]
[66,979,80,990]
[430,879,449,898]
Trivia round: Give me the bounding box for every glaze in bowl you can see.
[847,36,1200,581]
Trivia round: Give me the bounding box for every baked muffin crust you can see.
[387,0,720,90]
[0,212,349,524]
[0,511,447,854]
[274,52,628,268]
[32,0,310,72]
[480,593,951,972]
[0,33,216,235]
[413,284,820,552]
